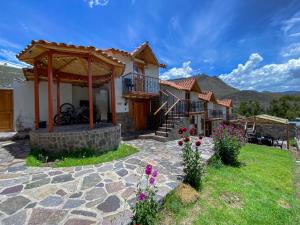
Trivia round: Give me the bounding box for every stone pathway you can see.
[0,138,214,225]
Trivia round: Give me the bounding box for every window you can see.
[133,63,144,75]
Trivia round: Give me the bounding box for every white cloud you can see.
[219,53,300,92]
[0,38,22,49]
[160,61,198,80]
[281,43,300,58]
[0,49,28,68]
[86,0,109,8]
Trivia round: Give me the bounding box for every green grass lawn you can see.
[158,144,300,225]
[26,143,138,167]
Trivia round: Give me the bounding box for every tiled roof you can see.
[198,91,213,101]
[174,78,197,91]
[16,40,125,67]
[159,80,186,90]
[0,65,25,88]
[217,99,233,108]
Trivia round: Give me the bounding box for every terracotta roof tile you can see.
[217,99,233,108]
[159,80,186,90]
[174,78,196,91]
[198,91,213,101]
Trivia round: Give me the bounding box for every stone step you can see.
[158,127,173,132]
[162,123,175,128]
[156,131,169,137]
[151,135,168,142]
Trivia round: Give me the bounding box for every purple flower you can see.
[139,192,145,201]
[145,164,152,175]
[149,177,155,185]
[152,170,158,177]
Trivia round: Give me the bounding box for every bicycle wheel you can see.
[60,103,75,113]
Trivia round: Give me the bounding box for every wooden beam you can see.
[56,57,78,71]
[56,75,61,126]
[88,55,94,129]
[111,67,116,125]
[34,61,40,129]
[47,52,54,132]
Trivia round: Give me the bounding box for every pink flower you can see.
[145,164,152,175]
[178,140,183,146]
[149,177,155,185]
[152,170,158,177]
[139,192,145,201]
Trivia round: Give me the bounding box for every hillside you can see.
[0,65,25,88]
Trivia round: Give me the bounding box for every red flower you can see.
[195,140,201,146]
[199,136,203,139]
[178,128,183,134]
[184,137,190,142]
[189,128,195,135]
[178,140,183,146]
[182,127,187,132]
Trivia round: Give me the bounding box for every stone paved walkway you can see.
[0,138,214,225]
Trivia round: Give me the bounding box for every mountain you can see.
[179,74,300,109]
[0,65,25,88]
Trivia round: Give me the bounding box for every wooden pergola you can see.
[17,40,125,132]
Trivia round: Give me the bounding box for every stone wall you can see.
[30,125,121,155]
[167,117,190,141]
[116,112,134,134]
[255,124,296,139]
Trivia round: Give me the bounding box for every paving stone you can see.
[121,187,136,199]
[102,210,132,225]
[74,169,94,177]
[25,178,50,189]
[71,210,97,218]
[32,173,48,181]
[114,162,123,169]
[40,196,64,207]
[97,164,114,172]
[52,174,74,183]
[2,210,27,225]
[81,173,102,190]
[116,169,128,177]
[0,196,30,215]
[105,181,125,193]
[27,208,67,225]
[125,158,143,165]
[85,199,104,208]
[56,189,67,196]
[124,174,139,184]
[97,195,120,213]
[124,164,136,170]
[0,184,23,195]
[64,218,96,225]
[63,199,85,209]
[85,188,107,201]
[49,171,63,176]
[96,182,104,187]
[25,202,37,209]
[7,165,26,172]
[70,191,83,198]
[166,182,179,189]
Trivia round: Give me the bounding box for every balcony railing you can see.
[208,109,224,119]
[122,72,160,96]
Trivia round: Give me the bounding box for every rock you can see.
[25,178,50,189]
[51,174,74,183]
[0,196,30,215]
[97,164,114,172]
[7,165,26,172]
[114,162,123,169]
[48,171,63,176]
[85,188,107,201]
[63,199,85,209]
[175,183,200,204]
[56,189,67,196]
[0,185,23,195]
[74,169,94,177]
[2,210,27,225]
[116,169,128,177]
[124,174,139,184]
[81,173,101,190]
[25,202,37,209]
[69,192,83,198]
[71,210,97,218]
[97,195,120,213]
[105,181,124,193]
[27,208,67,225]
[32,173,48,181]
[64,218,96,225]
[39,196,64,207]
[102,210,132,225]
[121,187,136,199]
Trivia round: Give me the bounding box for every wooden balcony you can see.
[122,73,160,99]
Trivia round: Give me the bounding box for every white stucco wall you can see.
[13,80,72,131]
[160,85,185,99]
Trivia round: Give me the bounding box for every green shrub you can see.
[178,128,205,190]
[212,123,245,166]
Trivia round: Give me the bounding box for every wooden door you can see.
[0,89,13,131]
[133,100,149,130]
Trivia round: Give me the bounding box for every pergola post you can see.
[47,52,54,132]
[56,75,60,126]
[34,61,39,129]
[287,124,290,150]
[88,55,94,129]
[111,68,116,125]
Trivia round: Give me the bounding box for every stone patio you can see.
[0,138,214,225]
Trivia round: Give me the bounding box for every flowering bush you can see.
[178,128,204,190]
[131,164,159,225]
[212,122,245,166]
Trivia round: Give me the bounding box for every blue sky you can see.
[0,0,300,92]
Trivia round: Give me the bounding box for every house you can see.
[0,40,232,142]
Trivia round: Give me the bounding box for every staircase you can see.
[153,90,189,142]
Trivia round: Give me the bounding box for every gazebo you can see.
[16,40,125,153]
